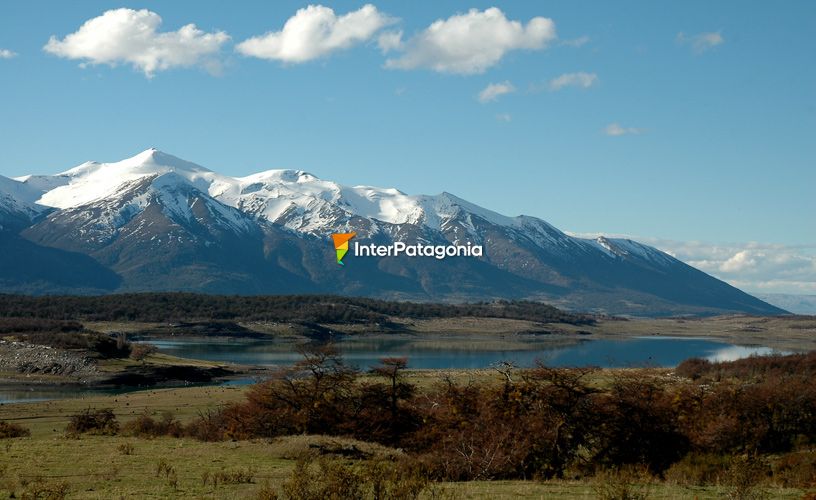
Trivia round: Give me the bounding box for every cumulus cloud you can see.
[0,49,17,59]
[677,31,724,53]
[603,122,643,136]
[495,113,512,122]
[548,72,597,91]
[237,4,395,63]
[478,81,515,103]
[43,8,230,77]
[567,232,816,294]
[385,7,556,74]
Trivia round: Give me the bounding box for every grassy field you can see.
[0,384,809,499]
[2,314,815,498]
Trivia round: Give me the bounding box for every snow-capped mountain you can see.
[0,174,45,229]
[0,149,785,315]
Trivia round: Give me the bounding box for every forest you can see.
[0,293,592,324]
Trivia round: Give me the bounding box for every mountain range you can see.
[0,149,785,316]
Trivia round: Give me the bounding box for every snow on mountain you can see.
[15,149,546,241]
[8,149,681,262]
[30,149,235,210]
[218,169,445,234]
[0,174,46,218]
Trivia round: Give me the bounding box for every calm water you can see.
[0,335,783,405]
[147,335,779,370]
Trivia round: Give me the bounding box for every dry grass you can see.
[0,385,248,438]
[0,384,810,499]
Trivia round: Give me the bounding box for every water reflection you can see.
[705,345,776,362]
[147,335,786,370]
[0,336,788,405]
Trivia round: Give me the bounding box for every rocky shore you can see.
[0,339,98,379]
[0,339,242,389]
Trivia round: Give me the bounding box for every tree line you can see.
[0,293,592,325]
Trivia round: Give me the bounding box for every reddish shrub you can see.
[67,408,119,435]
[0,420,31,439]
[123,411,184,438]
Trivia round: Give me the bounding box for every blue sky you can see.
[0,1,814,294]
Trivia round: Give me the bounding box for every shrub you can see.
[360,458,428,500]
[169,348,816,485]
[66,408,119,435]
[770,450,816,488]
[224,345,360,439]
[592,467,652,500]
[280,456,428,500]
[184,408,227,442]
[123,411,183,438]
[282,456,365,500]
[255,481,279,500]
[663,452,732,486]
[154,458,178,489]
[117,442,135,455]
[675,357,711,380]
[0,420,31,439]
[680,376,816,454]
[203,467,255,486]
[19,479,69,500]
[129,343,158,362]
[723,455,769,500]
[590,373,689,474]
[677,352,816,383]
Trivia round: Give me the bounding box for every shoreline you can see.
[1,314,813,400]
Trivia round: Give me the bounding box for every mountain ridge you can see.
[0,148,787,316]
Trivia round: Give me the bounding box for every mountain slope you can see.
[0,231,121,294]
[1,149,786,316]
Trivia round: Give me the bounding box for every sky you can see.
[0,1,814,294]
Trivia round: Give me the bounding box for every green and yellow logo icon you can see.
[332,232,356,265]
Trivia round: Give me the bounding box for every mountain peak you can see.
[36,149,224,210]
[123,148,211,174]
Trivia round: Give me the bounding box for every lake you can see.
[148,334,780,370]
[0,335,784,405]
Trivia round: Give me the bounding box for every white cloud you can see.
[667,241,816,294]
[43,8,230,77]
[677,31,724,53]
[478,81,515,103]
[548,72,597,91]
[0,49,17,59]
[237,4,395,63]
[495,113,512,122]
[385,7,556,74]
[377,30,403,54]
[603,122,643,136]
[567,232,816,295]
[560,35,590,48]
[720,250,757,273]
